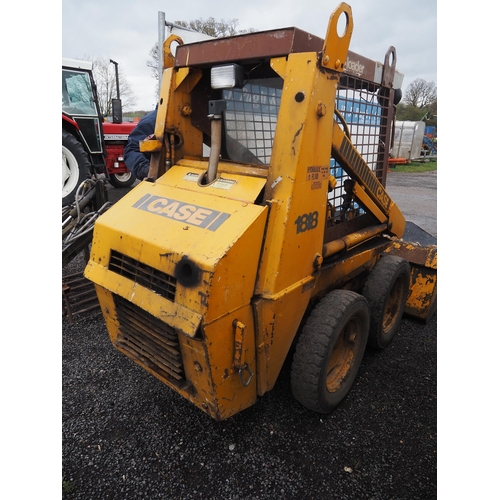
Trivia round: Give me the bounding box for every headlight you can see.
[211,64,244,90]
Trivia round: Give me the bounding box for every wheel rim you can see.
[62,145,79,197]
[113,172,132,182]
[382,275,405,334]
[326,317,363,393]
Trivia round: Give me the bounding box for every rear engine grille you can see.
[109,250,176,301]
[113,294,190,390]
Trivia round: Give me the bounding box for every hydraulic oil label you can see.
[306,165,329,182]
[132,194,231,231]
[306,165,329,190]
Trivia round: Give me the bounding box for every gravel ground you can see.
[62,171,437,499]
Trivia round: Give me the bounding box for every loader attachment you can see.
[385,222,437,322]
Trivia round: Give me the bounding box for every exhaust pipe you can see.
[205,100,226,184]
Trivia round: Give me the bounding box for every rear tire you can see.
[62,130,90,206]
[362,255,410,349]
[108,171,136,188]
[291,290,370,414]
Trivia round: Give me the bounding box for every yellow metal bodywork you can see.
[141,66,204,179]
[251,50,341,393]
[86,167,269,420]
[85,2,437,420]
[385,240,437,321]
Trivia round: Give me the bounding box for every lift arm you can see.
[330,121,405,238]
[321,5,405,239]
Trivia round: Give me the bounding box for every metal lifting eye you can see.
[336,11,350,38]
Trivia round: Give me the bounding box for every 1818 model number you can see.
[295,211,319,233]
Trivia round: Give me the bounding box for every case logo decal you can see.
[133,194,231,231]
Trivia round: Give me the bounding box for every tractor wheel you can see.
[108,171,136,189]
[62,130,90,206]
[291,290,369,414]
[362,255,410,349]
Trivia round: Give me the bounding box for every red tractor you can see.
[102,120,137,188]
[62,58,136,205]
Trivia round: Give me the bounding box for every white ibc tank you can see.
[391,121,425,160]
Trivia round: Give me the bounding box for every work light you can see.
[211,64,244,89]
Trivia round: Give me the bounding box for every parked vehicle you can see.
[62,58,106,206]
[62,58,136,205]
[85,3,437,421]
[102,120,137,188]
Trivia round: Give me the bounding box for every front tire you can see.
[291,290,370,414]
[108,170,136,188]
[362,255,410,349]
[62,130,90,206]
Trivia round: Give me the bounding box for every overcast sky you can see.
[62,0,437,111]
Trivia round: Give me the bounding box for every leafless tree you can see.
[174,17,245,38]
[147,18,255,95]
[403,79,437,109]
[83,56,137,115]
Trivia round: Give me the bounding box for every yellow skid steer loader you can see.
[85,3,437,420]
